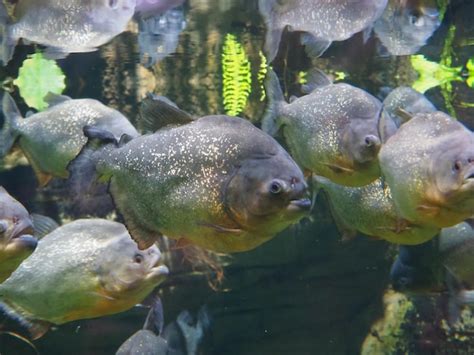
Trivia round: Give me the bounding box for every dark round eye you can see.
[134,254,144,264]
[453,161,462,172]
[108,0,119,8]
[0,221,7,233]
[269,181,283,195]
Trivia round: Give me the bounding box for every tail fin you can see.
[66,125,118,215]
[0,2,15,66]
[261,69,286,136]
[258,0,284,63]
[0,93,22,157]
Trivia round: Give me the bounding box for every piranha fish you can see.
[262,69,384,187]
[116,297,169,355]
[373,0,441,56]
[0,219,169,339]
[0,0,136,65]
[258,0,388,61]
[379,112,474,229]
[391,222,474,323]
[0,93,138,187]
[315,176,439,244]
[116,297,210,355]
[137,7,186,67]
[0,186,36,283]
[69,96,311,253]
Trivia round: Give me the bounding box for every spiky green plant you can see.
[221,33,252,116]
[257,51,268,101]
[14,53,66,111]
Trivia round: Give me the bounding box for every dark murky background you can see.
[1,0,474,354]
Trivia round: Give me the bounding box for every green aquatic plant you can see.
[410,54,463,94]
[466,58,474,88]
[436,0,449,21]
[221,33,252,116]
[409,24,474,117]
[361,291,414,354]
[258,51,268,101]
[13,53,66,111]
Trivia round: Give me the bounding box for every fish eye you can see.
[269,181,283,195]
[453,160,462,172]
[134,254,144,264]
[108,0,119,9]
[409,14,424,27]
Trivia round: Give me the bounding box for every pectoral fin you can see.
[416,204,440,219]
[197,222,242,234]
[321,162,354,174]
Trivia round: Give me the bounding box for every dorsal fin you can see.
[139,93,194,132]
[44,92,72,107]
[30,214,59,239]
[395,107,414,124]
[83,125,117,146]
[143,296,164,335]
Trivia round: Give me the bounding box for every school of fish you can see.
[0,0,471,353]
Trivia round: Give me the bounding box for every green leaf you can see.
[13,53,66,111]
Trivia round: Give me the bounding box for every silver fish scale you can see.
[10,0,135,52]
[276,0,386,41]
[100,116,282,236]
[380,112,474,224]
[281,84,380,169]
[17,99,137,177]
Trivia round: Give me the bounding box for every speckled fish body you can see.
[0,219,168,326]
[438,222,474,287]
[379,112,474,228]
[116,329,169,355]
[259,0,387,60]
[374,0,441,56]
[316,177,439,244]
[1,93,138,185]
[91,115,310,253]
[264,69,384,186]
[0,187,36,282]
[0,0,136,64]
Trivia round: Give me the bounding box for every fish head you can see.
[341,90,383,165]
[431,137,474,214]
[224,151,311,231]
[375,0,440,55]
[96,235,168,297]
[0,187,34,247]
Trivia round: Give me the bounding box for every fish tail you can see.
[0,2,15,66]
[261,69,286,136]
[445,270,467,325]
[66,126,119,215]
[258,0,283,62]
[0,300,49,340]
[0,92,22,158]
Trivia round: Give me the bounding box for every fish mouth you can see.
[4,234,37,253]
[287,198,312,213]
[10,220,34,241]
